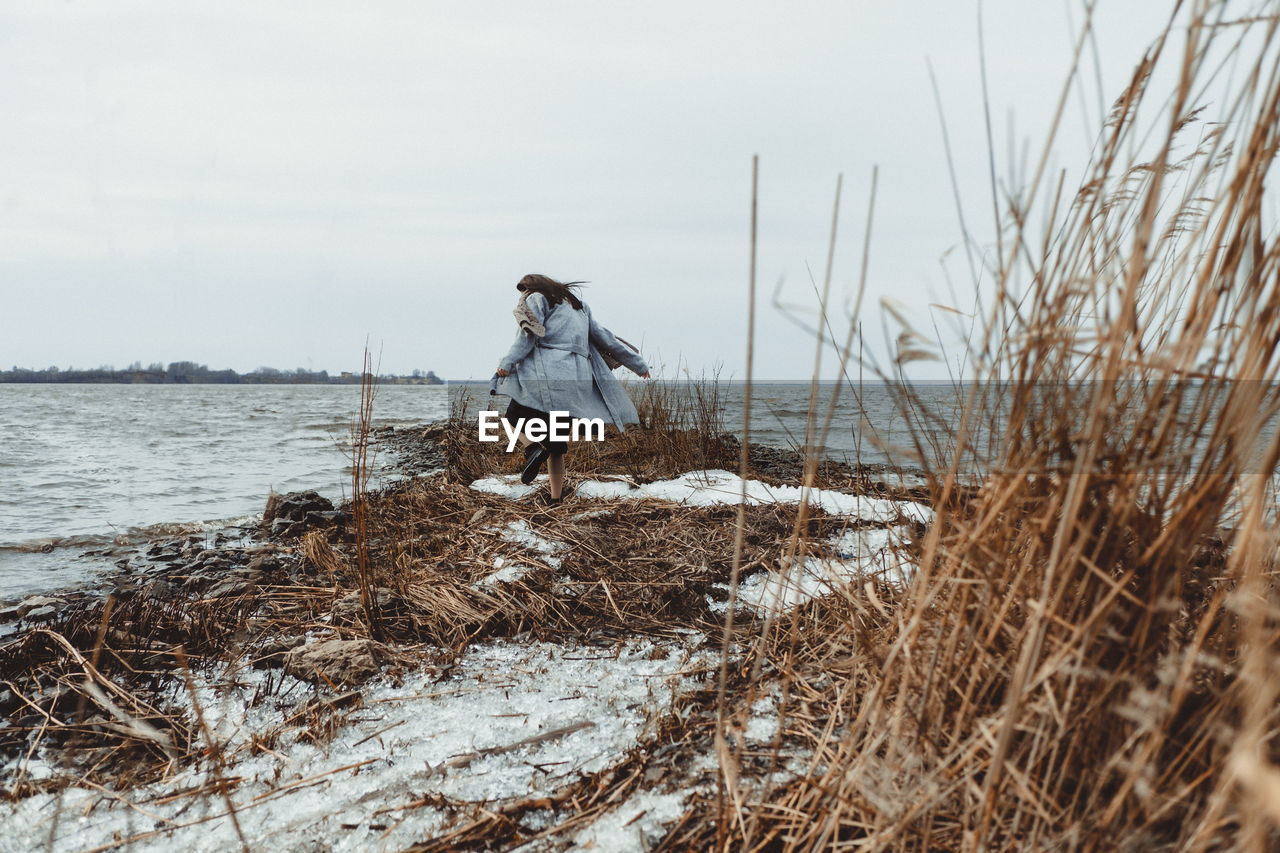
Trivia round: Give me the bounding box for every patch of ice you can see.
[708,527,913,615]
[0,638,714,853]
[566,789,690,852]
[477,560,538,587]
[495,519,564,554]
[566,508,614,522]
[486,519,567,569]
[481,469,933,526]
[470,474,541,500]
[743,692,783,744]
[733,554,899,613]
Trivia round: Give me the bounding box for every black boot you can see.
[520,443,550,485]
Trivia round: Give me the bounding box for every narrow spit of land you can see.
[0,416,931,852]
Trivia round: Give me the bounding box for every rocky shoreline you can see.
[0,425,440,641]
[0,491,338,638]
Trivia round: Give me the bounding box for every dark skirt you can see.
[504,399,568,456]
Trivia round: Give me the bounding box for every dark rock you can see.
[330,588,395,621]
[264,490,334,527]
[181,573,215,593]
[304,510,347,529]
[247,554,283,575]
[196,553,231,572]
[264,492,340,540]
[16,595,63,618]
[270,518,297,538]
[24,605,58,622]
[142,578,177,596]
[109,584,137,602]
[375,422,448,477]
[252,634,306,669]
[205,578,252,599]
[284,638,385,685]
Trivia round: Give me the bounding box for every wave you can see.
[0,515,261,555]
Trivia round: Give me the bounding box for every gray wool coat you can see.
[492,292,649,430]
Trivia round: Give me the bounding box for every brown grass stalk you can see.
[697,3,1280,851]
[352,345,382,641]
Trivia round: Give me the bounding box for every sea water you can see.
[0,384,449,598]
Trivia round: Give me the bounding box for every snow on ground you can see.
[469,519,569,587]
[580,469,931,525]
[712,526,915,614]
[474,470,927,613]
[0,636,714,853]
[0,469,922,852]
[564,789,691,852]
[471,475,543,500]
[473,469,930,525]
[477,555,538,587]
[491,519,567,566]
[743,693,782,744]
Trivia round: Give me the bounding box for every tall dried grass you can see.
[351,347,382,640]
[712,4,1280,851]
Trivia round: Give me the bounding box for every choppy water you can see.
[0,384,450,598]
[721,381,946,463]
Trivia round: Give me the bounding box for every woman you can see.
[493,274,650,504]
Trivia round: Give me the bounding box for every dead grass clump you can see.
[0,594,250,795]
[699,5,1280,851]
[354,474,858,650]
[300,528,346,579]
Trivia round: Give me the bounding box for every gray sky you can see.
[2,1,1178,380]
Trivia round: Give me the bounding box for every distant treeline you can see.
[1,362,444,385]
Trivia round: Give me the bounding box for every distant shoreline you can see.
[0,377,445,385]
[1,363,443,386]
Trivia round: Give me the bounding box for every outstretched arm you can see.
[588,311,650,377]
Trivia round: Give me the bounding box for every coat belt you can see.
[536,340,591,359]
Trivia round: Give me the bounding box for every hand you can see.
[496,368,510,377]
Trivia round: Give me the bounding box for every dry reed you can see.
[697,3,1280,851]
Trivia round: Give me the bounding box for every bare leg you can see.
[501,418,531,452]
[513,430,532,450]
[548,454,565,499]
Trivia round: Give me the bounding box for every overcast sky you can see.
[2,1,1182,380]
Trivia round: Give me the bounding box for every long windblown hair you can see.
[516,274,584,310]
